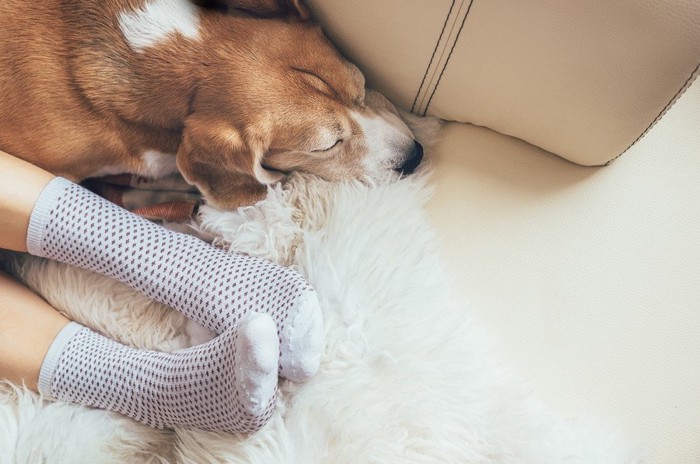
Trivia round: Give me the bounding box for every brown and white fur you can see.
[0,0,422,209]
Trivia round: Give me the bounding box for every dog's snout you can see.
[394,141,424,176]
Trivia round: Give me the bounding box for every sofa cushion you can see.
[304,0,454,111]
[306,0,700,166]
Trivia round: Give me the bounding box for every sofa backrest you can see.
[305,0,700,165]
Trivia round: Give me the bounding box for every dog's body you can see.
[1,0,189,179]
[0,0,422,208]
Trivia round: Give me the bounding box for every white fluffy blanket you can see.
[0,116,636,463]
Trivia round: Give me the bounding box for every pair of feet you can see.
[28,177,324,434]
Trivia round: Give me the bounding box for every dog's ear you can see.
[196,0,310,20]
[176,114,283,209]
[275,0,310,19]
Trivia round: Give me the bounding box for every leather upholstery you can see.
[306,1,700,463]
[304,0,455,110]
[425,76,700,464]
[306,0,700,166]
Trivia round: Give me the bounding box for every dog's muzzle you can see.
[395,141,424,176]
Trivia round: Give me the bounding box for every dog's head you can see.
[177,3,422,209]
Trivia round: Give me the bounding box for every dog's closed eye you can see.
[292,67,339,99]
[312,139,343,152]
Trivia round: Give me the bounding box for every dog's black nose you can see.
[395,141,423,175]
[395,141,424,176]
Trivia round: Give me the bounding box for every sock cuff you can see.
[38,321,85,398]
[26,176,75,257]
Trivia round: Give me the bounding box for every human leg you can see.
[25,176,323,382]
[0,269,279,433]
[0,148,322,382]
[0,269,69,391]
[0,149,54,252]
[0,151,279,433]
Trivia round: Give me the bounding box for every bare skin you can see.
[0,149,70,391]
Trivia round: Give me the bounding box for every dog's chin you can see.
[277,168,405,190]
[203,165,418,208]
[358,168,409,187]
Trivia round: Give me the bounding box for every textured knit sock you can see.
[39,312,279,434]
[27,177,322,382]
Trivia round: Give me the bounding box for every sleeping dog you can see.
[0,0,423,209]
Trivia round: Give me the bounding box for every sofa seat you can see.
[425,79,700,464]
[304,0,699,461]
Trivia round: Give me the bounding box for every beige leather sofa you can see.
[305,1,700,463]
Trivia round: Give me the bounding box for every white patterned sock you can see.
[38,313,279,434]
[27,177,323,382]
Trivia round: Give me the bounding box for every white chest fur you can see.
[139,150,180,178]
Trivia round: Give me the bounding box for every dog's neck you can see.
[73,46,202,133]
[66,6,220,136]
[66,6,275,157]
[121,46,202,128]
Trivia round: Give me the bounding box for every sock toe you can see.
[279,291,324,382]
[235,312,280,416]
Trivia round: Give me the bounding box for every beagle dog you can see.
[0,0,423,209]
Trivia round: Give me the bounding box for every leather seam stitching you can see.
[414,0,466,114]
[423,0,475,116]
[411,0,456,113]
[606,61,700,165]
